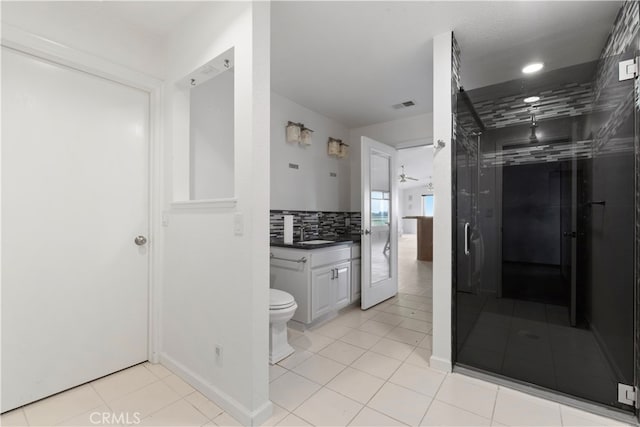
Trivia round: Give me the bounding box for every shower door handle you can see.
[464,223,470,255]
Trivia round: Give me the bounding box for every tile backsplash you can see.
[270,210,361,240]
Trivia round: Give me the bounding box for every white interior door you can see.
[361,136,398,309]
[1,47,150,412]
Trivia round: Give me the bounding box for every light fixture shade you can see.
[300,128,313,146]
[328,138,341,155]
[286,122,301,143]
[338,143,349,159]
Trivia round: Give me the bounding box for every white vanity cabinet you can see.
[271,244,354,325]
[311,261,350,319]
[333,261,352,309]
[310,265,333,319]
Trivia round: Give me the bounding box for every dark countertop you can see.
[270,235,361,250]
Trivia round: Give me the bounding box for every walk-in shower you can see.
[453,1,639,416]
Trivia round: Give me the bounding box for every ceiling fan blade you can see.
[407,177,419,181]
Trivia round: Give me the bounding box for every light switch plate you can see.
[234,213,243,236]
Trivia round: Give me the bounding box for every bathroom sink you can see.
[298,240,335,245]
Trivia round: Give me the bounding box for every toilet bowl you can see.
[269,289,297,364]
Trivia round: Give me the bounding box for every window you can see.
[371,191,390,226]
[422,194,434,216]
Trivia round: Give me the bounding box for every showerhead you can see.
[529,114,538,142]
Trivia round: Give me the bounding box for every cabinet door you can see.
[351,259,361,302]
[311,266,333,320]
[334,262,351,309]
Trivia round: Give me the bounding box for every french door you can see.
[360,136,398,309]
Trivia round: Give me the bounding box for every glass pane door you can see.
[361,136,398,309]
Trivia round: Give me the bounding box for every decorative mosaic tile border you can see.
[472,82,593,130]
[270,210,361,240]
[481,137,634,167]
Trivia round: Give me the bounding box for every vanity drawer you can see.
[310,246,351,268]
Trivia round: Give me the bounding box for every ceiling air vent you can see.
[392,100,417,110]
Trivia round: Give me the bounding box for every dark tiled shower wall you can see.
[270,210,361,240]
[589,0,639,392]
[633,1,640,398]
[594,1,639,103]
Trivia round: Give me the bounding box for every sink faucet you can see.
[300,224,310,242]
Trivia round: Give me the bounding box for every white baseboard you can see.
[430,355,452,372]
[159,352,272,426]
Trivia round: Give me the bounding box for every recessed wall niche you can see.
[176,47,235,202]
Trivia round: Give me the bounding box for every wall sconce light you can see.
[328,137,341,155]
[300,127,313,146]
[328,137,349,159]
[338,142,349,159]
[286,121,301,143]
[286,121,313,146]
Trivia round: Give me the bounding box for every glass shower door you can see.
[454,38,638,412]
[454,92,486,363]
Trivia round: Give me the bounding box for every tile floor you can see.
[0,236,632,426]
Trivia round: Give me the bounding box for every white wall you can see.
[349,113,433,210]
[190,70,235,200]
[161,2,272,425]
[0,2,166,79]
[399,187,429,234]
[430,31,453,373]
[270,92,350,211]
[350,112,433,149]
[2,2,272,424]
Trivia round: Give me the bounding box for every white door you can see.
[360,137,398,309]
[1,47,150,411]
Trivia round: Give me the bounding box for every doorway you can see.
[397,145,434,300]
[1,46,151,411]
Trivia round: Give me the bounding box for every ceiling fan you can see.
[399,165,419,183]
[425,176,434,192]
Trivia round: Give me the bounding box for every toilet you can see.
[269,289,298,364]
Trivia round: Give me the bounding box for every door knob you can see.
[134,235,148,246]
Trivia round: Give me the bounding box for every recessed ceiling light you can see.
[522,62,544,74]
[524,96,540,103]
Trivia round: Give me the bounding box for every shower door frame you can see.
[634,26,640,425]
